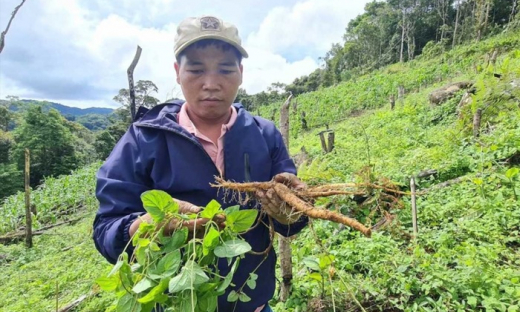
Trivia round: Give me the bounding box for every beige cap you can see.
[174,16,248,58]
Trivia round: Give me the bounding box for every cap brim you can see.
[175,34,249,58]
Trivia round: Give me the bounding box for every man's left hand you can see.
[256,173,306,225]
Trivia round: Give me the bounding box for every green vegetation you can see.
[1,7,519,312]
[99,192,258,312]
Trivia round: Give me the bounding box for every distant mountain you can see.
[1,99,116,131]
[18,99,114,116]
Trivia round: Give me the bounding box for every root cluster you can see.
[212,177,406,238]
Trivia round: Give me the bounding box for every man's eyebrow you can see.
[219,61,237,66]
[185,60,203,66]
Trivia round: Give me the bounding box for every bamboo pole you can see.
[25,148,32,248]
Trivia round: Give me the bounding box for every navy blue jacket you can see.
[93,101,308,311]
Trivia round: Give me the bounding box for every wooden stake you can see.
[318,132,327,153]
[127,45,142,120]
[327,131,335,152]
[24,148,32,248]
[473,108,482,138]
[390,94,396,110]
[278,93,294,302]
[410,177,418,238]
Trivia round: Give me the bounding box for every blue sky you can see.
[0,0,371,108]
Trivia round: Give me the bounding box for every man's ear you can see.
[174,62,180,84]
[238,63,244,86]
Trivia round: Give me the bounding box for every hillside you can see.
[3,99,114,116]
[0,30,519,312]
[1,99,114,130]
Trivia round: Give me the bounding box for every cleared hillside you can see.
[0,30,519,312]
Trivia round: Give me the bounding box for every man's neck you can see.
[185,105,232,143]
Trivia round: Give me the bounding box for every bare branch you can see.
[127,45,142,120]
[0,0,27,54]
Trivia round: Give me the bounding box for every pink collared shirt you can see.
[178,103,237,176]
[178,104,265,312]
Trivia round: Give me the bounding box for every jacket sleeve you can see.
[268,127,309,237]
[93,125,152,264]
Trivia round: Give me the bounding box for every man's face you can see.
[174,44,243,121]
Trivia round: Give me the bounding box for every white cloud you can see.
[0,0,370,108]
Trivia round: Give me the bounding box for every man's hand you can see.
[256,173,306,225]
[129,199,212,238]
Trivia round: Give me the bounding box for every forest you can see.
[0,0,519,311]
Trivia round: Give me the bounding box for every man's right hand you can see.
[129,199,210,237]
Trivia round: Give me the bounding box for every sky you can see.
[0,0,371,109]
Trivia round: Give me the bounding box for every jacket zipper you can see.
[136,123,223,179]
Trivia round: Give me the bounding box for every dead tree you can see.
[127,45,142,120]
[0,0,27,54]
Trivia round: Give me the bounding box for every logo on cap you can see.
[200,16,220,31]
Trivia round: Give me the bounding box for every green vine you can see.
[96,190,259,312]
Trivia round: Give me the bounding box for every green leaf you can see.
[467,296,477,307]
[227,209,258,233]
[198,295,218,312]
[302,257,320,271]
[246,271,259,290]
[137,238,150,247]
[137,279,169,304]
[117,293,141,312]
[217,258,240,293]
[135,246,147,265]
[506,167,519,179]
[180,292,197,312]
[214,240,252,258]
[95,276,118,291]
[227,290,239,302]
[163,228,188,253]
[169,261,210,293]
[141,190,177,222]
[108,258,124,277]
[156,250,182,277]
[203,227,220,256]
[200,200,221,219]
[224,205,240,215]
[238,292,251,302]
[132,278,154,294]
[309,272,322,282]
[246,278,256,290]
[319,254,335,270]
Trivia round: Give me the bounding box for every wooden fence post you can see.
[279,93,294,302]
[410,177,418,239]
[327,131,335,152]
[398,86,405,102]
[473,108,482,138]
[301,111,308,130]
[318,132,327,153]
[24,148,32,248]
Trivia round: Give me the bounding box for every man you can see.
[93,15,308,312]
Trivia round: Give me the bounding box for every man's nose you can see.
[202,72,221,91]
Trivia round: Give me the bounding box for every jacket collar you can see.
[133,100,246,132]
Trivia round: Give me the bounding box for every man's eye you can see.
[220,70,234,74]
[188,69,203,74]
